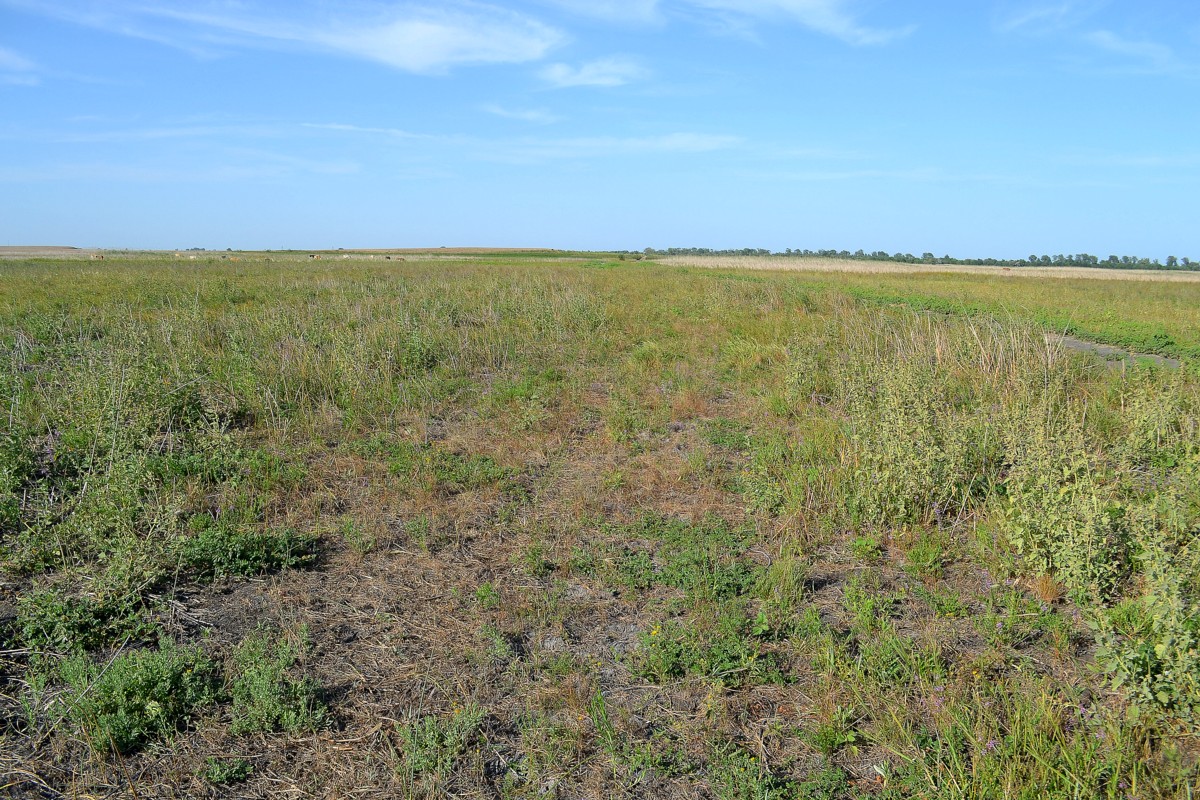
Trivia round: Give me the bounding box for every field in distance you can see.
[662,253,1200,282]
[1,253,1197,798]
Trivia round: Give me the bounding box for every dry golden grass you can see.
[1030,573,1065,605]
[659,255,1200,282]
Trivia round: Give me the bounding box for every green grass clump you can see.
[229,628,327,734]
[18,588,157,654]
[388,441,525,497]
[577,515,760,602]
[60,642,220,753]
[708,746,797,800]
[201,757,254,785]
[634,603,782,687]
[396,703,486,794]
[181,518,318,580]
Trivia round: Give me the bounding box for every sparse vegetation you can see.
[2,252,1198,796]
[229,627,326,734]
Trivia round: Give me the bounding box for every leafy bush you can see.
[396,703,485,790]
[0,431,32,533]
[18,589,158,653]
[1093,498,1200,727]
[634,604,781,687]
[1000,413,1129,602]
[842,361,1002,527]
[229,627,327,734]
[709,746,796,800]
[60,642,220,753]
[398,331,442,373]
[181,518,317,580]
[202,757,254,785]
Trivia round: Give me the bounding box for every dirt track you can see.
[0,246,94,258]
[660,255,1200,282]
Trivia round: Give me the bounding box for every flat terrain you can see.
[0,246,92,258]
[1,254,1197,798]
[662,254,1200,282]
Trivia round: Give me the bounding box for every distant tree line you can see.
[633,247,1197,271]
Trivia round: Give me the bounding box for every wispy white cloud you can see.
[1082,30,1178,72]
[48,123,286,144]
[0,44,39,85]
[0,151,358,183]
[538,0,661,24]
[994,1,1100,35]
[306,120,739,163]
[540,0,910,44]
[482,104,561,123]
[1064,150,1200,169]
[305,7,564,73]
[0,45,35,72]
[493,132,739,161]
[301,122,436,141]
[994,4,1197,77]
[0,74,39,86]
[0,1,565,74]
[683,0,914,45]
[540,55,649,87]
[0,2,221,57]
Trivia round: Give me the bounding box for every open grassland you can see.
[666,256,1200,363]
[1,255,1198,798]
[662,254,1200,283]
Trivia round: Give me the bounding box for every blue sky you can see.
[1,1,1197,256]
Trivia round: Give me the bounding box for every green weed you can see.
[229,627,326,734]
[60,641,220,753]
[396,703,485,793]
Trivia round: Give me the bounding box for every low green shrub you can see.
[634,604,781,687]
[201,757,254,785]
[999,415,1129,603]
[709,745,796,800]
[18,588,158,653]
[229,628,326,734]
[60,641,220,753]
[181,517,317,580]
[1093,500,1200,728]
[396,703,485,790]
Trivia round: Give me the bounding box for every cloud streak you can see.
[482,104,562,123]
[994,1,1100,35]
[682,0,913,45]
[540,55,649,87]
[305,120,739,163]
[0,45,39,85]
[1083,30,1178,72]
[1,1,565,74]
[538,0,661,24]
